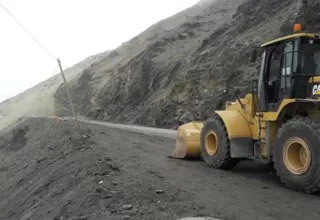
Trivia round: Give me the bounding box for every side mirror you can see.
[250,48,258,63]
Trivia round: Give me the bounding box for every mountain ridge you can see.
[1,0,320,130]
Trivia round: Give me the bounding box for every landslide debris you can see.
[0,118,203,220]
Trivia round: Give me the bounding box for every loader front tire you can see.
[200,114,238,169]
[274,118,320,194]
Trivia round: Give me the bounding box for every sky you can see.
[0,0,199,102]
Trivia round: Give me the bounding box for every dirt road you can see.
[0,118,319,220]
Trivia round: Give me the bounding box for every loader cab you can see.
[257,31,320,112]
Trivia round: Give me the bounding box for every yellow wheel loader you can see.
[172,24,320,193]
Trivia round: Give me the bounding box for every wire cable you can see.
[0,3,57,60]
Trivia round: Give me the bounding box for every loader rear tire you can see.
[200,113,239,169]
[274,117,320,194]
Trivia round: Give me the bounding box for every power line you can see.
[0,3,56,60]
[0,3,80,129]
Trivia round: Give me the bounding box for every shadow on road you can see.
[232,159,280,184]
[168,156,320,197]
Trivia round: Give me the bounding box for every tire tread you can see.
[201,113,238,169]
[274,117,320,194]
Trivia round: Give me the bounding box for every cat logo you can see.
[312,84,320,95]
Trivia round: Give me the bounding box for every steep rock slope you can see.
[2,0,320,130]
[54,0,320,129]
[54,0,243,127]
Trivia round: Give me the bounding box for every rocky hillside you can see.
[2,0,320,130]
[53,0,320,129]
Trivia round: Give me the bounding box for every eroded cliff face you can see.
[54,0,320,128]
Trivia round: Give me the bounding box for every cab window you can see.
[280,41,296,93]
[300,38,320,75]
[267,47,282,103]
[282,42,293,76]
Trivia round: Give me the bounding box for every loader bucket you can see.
[171,121,204,159]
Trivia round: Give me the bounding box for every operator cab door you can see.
[258,40,297,112]
[266,46,282,111]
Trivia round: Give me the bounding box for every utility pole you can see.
[0,4,80,129]
[57,59,80,129]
